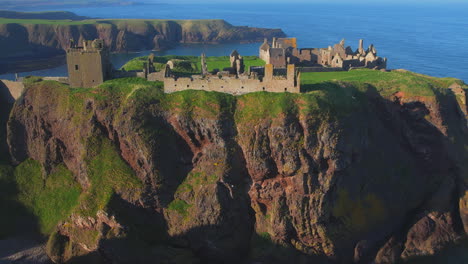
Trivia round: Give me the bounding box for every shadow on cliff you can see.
[303,81,467,263]
[0,81,14,162]
[0,82,41,242]
[0,165,43,243]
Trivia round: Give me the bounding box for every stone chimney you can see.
[287,64,295,81]
[359,39,364,54]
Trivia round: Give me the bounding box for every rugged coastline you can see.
[0,17,285,74]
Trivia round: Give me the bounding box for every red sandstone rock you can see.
[6,81,468,263]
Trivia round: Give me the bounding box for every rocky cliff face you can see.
[4,73,468,263]
[0,19,285,59]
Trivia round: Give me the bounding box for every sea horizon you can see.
[1,2,467,82]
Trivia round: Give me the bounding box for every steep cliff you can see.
[3,70,468,263]
[0,19,285,59]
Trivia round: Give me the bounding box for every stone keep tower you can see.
[67,39,112,88]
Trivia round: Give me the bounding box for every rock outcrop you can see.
[5,74,468,263]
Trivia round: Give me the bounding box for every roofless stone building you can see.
[260,37,387,70]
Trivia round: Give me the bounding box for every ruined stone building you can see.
[66,39,113,88]
[164,51,300,95]
[260,37,387,70]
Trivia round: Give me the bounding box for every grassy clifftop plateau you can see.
[1,69,467,263]
[0,10,89,20]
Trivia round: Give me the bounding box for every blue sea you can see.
[1,3,468,82]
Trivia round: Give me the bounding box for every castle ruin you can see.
[64,37,388,94]
[260,37,387,70]
[163,51,300,95]
[66,39,113,88]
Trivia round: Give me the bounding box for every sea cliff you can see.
[1,70,467,263]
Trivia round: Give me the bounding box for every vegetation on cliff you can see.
[1,69,467,263]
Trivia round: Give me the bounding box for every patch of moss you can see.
[77,137,143,217]
[161,89,235,118]
[12,160,81,235]
[167,199,192,217]
[46,231,71,263]
[332,189,387,234]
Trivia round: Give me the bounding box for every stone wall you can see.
[164,64,299,95]
[164,76,299,95]
[147,71,166,82]
[0,80,25,102]
[299,67,345,73]
[42,77,69,84]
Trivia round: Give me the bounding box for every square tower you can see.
[67,39,112,88]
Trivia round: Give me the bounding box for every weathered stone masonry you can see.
[260,37,387,70]
[164,64,300,95]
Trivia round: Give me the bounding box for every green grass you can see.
[301,69,463,97]
[121,55,265,74]
[204,56,266,72]
[14,160,81,235]
[167,199,192,217]
[160,89,235,118]
[77,136,143,216]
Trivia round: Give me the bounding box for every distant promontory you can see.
[0,12,286,73]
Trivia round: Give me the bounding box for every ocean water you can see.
[1,3,468,82]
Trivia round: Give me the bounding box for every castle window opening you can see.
[262,87,265,91]
[221,86,224,88]
[75,65,79,71]
[241,86,244,89]
[187,85,190,88]
[285,88,288,91]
